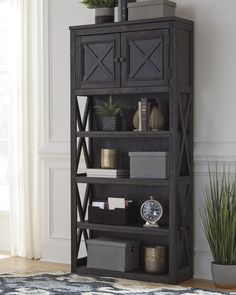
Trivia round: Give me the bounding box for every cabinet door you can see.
[121,29,170,87]
[76,34,120,89]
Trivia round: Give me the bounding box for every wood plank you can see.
[69,17,193,31]
[76,175,169,186]
[76,264,170,284]
[76,131,170,138]
[75,86,171,96]
[77,221,169,236]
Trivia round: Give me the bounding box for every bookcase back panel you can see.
[91,137,169,169]
[92,184,169,226]
[92,231,169,247]
[91,93,170,132]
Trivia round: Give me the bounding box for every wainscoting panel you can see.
[40,0,93,263]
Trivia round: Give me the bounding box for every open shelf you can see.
[76,263,170,283]
[77,131,170,138]
[77,221,169,236]
[76,175,190,186]
[76,175,169,186]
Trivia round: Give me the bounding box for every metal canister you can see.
[144,246,167,274]
[101,149,118,169]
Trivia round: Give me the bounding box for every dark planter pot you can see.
[95,8,114,24]
[211,262,236,289]
[102,116,121,131]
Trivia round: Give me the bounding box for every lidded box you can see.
[87,238,140,272]
[128,0,176,21]
[129,152,169,179]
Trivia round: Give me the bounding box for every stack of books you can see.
[86,169,129,178]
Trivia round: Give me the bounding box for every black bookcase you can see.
[70,17,193,284]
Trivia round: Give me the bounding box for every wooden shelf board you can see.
[76,131,170,138]
[76,263,170,284]
[77,221,169,236]
[74,86,171,96]
[76,256,170,283]
[76,175,169,186]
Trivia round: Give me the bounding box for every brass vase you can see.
[144,246,167,274]
[101,149,118,169]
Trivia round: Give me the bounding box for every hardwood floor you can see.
[0,252,69,275]
[0,252,235,291]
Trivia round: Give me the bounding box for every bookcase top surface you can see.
[69,16,193,31]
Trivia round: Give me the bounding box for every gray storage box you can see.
[87,238,140,272]
[128,0,176,21]
[129,152,169,179]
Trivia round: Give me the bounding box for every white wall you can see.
[0,212,10,252]
[175,0,236,279]
[41,0,236,279]
[40,0,93,264]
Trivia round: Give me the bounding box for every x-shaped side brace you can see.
[177,96,192,176]
[177,185,192,268]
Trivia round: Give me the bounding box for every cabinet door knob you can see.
[119,57,126,63]
[114,58,119,63]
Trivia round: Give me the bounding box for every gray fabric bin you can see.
[129,152,169,179]
[87,238,140,272]
[128,0,176,21]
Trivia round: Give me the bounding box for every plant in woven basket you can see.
[81,0,118,8]
[97,96,123,117]
[97,96,124,131]
[201,162,236,287]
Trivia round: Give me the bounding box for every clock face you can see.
[141,199,163,223]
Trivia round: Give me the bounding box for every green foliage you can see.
[201,163,236,265]
[81,0,118,9]
[97,96,123,117]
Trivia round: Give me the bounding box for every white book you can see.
[87,169,128,176]
[87,173,128,176]
[87,174,128,179]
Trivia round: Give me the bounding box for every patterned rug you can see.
[0,272,235,294]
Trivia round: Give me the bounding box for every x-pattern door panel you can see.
[76,34,120,89]
[121,29,170,87]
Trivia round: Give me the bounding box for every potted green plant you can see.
[97,96,123,131]
[81,0,118,24]
[201,163,236,288]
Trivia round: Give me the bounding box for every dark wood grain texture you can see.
[70,17,193,284]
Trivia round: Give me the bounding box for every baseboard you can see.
[193,249,213,280]
[0,241,11,252]
[41,239,86,265]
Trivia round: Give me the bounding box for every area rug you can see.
[0,272,235,294]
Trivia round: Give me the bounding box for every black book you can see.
[118,0,136,22]
[141,98,148,131]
